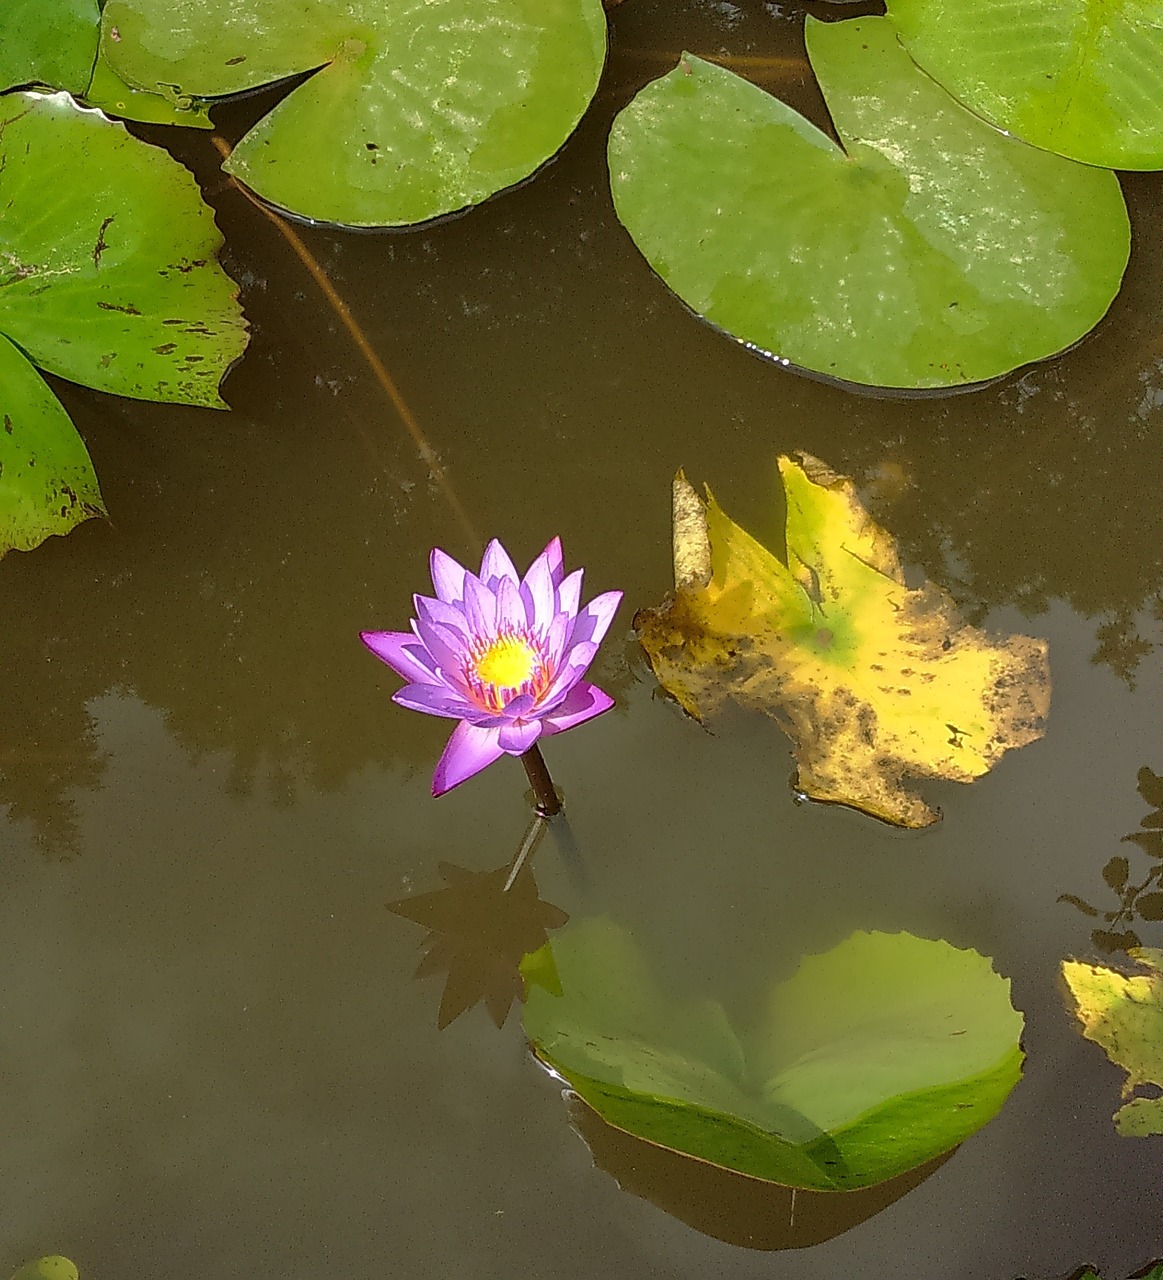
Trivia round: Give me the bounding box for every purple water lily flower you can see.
[362,538,621,797]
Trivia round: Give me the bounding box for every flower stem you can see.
[521,745,562,816]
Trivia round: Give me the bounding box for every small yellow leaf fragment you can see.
[636,454,1051,827]
[672,469,711,591]
[1062,948,1163,1137]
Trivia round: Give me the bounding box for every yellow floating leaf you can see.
[635,454,1051,827]
[1062,949,1163,1138]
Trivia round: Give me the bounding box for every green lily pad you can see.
[523,919,1024,1190]
[0,0,211,127]
[886,0,1163,169]
[0,0,100,97]
[1062,948,1163,1137]
[102,0,607,227]
[9,1261,79,1280]
[608,17,1130,391]
[0,333,105,553]
[0,91,246,555]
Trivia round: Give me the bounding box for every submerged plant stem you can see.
[209,135,480,555]
[522,745,562,816]
[503,813,548,891]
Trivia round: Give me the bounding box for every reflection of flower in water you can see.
[388,849,567,1029]
[362,537,621,796]
[1060,766,1163,953]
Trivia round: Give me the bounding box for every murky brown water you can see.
[3,0,1162,1275]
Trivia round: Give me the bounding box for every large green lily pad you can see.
[0,91,246,555]
[523,919,1024,1190]
[0,0,212,127]
[636,456,1051,827]
[1062,948,1163,1137]
[886,0,1163,169]
[608,17,1129,391]
[102,0,607,227]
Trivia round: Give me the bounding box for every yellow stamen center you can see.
[475,634,538,691]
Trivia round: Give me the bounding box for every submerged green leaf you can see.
[887,0,1163,169]
[523,919,1024,1189]
[636,456,1051,827]
[9,1261,79,1280]
[1062,948,1163,1137]
[103,0,607,227]
[0,91,246,554]
[608,17,1129,390]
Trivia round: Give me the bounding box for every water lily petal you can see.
[501,692,539,720]
[521,549,557,632]
[542,536,565,586]
[414,617,471,677]
[543,611,572,671]
[360,630,439,683]
[463,573,499,636]
[480,539,520,589]
[498,719,543,754]
[432,721,505,796]
[393,683,472,718]
[556,567,583,619]
[540,640,599,708]
[430,547,467,604]
[495,575,525,632]
[568,590,622,648]
[541,682,615,735]
[414,594,472,639]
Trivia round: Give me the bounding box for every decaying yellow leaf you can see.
[1062,949,1163,1138]
[635,454,1051,827]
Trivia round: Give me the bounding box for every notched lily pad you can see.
[523,919,1024,1189]
[1062,948,1163,1137]
[886,0,1163,169]
[636,455,1051,827]
[608,17,1129,390]
[0,91,246,555]
[102,0,608,227]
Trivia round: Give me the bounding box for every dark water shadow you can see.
[565,1091,953,1249]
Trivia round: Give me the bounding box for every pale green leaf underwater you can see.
[524,920,1024,1189]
